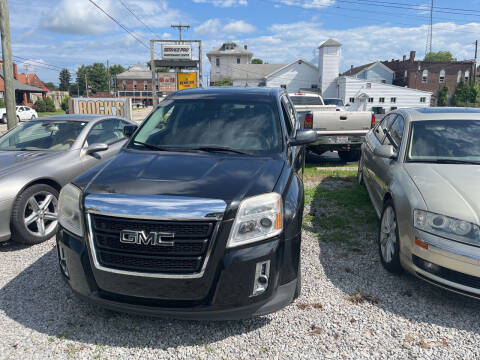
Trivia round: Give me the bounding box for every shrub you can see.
[0,98,5,108]
[61,96,70,112]
[437,86,449,106]
[45,97,56,112]
[35,99,46,112]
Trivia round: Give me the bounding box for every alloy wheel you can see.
[380,206,397,263]
[23,191,58,238]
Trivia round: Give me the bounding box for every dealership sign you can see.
[161,44,192,60]
[70,98,132,119]
[158,73,177,92]
[177,72,197,90]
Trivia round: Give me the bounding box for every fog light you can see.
[423,260,440,274]
[252,260,270,296]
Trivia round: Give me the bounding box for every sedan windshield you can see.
[0,120,86,151]
[129,99,282,154]
[407,120,480,163]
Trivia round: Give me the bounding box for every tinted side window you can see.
[281,97,295,136]
[386,115,405,147]
[374,114,396,143]
[86,119,127,145]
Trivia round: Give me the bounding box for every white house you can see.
[318,39,432,112]
[207,41,253,84]
[231,59,319,93]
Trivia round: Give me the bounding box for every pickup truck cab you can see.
[56,87,317,320]
[290,92,375,162]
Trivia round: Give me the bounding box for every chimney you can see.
[402,55,406,61]
[350,65,354,70]
[13,63,18,78]
[244,45,247,50]
[409,50,416,62]
[391,59,394,62]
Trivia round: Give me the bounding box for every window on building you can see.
[368,97,374,103]
[391,106,397,110]
[122,80,126,90]
[349,97,355,103]
[390,97,397,103]
[465,70,470,82]
[216,58,220,67]
[457,70,462,83]
[237,58,240,64]
[133,80,137,90]
[379,97,385,103]
[422,69,428,83]
[325,47,337,55]
[381,80,386,84]
[404,70,408,78]
[144,81,148,90]
[366,82,372,89]
[420,97,426,103]
[155,84,159,91]
[439,69,445,83]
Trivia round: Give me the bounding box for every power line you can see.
[11,55,64,71]
[118,0,162,39]
[87,0,149,50]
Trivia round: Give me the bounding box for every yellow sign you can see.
[177,72,197,90]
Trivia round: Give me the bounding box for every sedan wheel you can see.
[11,184,59,245]
[378,199,402,273]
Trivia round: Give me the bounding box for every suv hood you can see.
[404,163,480,225]
[82,150,285,204]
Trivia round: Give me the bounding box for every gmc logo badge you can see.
[120,230,175,247]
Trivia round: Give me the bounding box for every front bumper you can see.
[56,227,300,320]
[406,229,480,299]
[0,198,14,242]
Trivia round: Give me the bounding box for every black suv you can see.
[56,87,317,320]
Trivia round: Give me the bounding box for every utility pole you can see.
[474,40,478,85]
[85,73,88,97]
[0,0,17,129]
[150,40,157,107]
[107,59,111,94]
[171,23,190,41]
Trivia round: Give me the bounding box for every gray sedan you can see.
[0,114,136,245]
[359,107,480,298]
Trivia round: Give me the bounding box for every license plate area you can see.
[335,136,349,144]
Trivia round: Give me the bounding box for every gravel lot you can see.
[1,157,480,359]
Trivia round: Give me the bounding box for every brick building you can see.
[0,61,47,105]
[382,51,475,100]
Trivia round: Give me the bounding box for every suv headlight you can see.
[58,183,84,237]
[414,209,480,246]
[227,193,283,248]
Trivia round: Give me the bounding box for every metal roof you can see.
[230,64,286,80]
[116,64,152,80]
[319,39,342,48]
[207,41,253,57]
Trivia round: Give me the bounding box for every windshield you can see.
[0,120,87,151]
[289,96,324,106]
[129,98,282,154]
[324,99,344,106]
[407,120,480,163]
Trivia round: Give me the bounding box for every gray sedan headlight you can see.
[227,193,283,248]
[414,209,480,246]
[58,183,84,237]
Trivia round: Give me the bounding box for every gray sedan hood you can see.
[404,163,480,225]
[0,150,58,177]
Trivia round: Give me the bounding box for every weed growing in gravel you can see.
[303,169,377,250]
[346,291,379,304]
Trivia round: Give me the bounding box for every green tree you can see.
[146,61,169,73]
[424,51,454,62]
[452,81,480,106]
[437,86,449,106]
[44,82,57,91]
[61,96,71,112]
[108,64,126,91]
[76,65,88,96]
[35,99,46,112]
[214,78,233,86]
[87,62,108,93]
[45,97,56,112]
[58,68,71,91]
[251,58,263,64]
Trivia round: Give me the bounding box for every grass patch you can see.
[38,110,66,117]
[304,167,378,249]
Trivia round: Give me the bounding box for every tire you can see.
[30,114,36,120]
[338,150,361,163]
[16,115,20,122]
[378,199,402,273]
[10,184,59,245]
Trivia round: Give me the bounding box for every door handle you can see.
[340,116,347,120]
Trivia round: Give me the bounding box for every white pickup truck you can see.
[289,92,375,162]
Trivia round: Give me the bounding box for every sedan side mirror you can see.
[123,124,138,138]
[374,144,397,159]
[86,143,109,155]
[289,129,318,146]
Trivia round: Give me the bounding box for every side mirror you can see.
[86,143,109,155]
[374,144,397,159]
[289,129,318,146]
[123,124,138,138]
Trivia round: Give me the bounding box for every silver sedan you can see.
[0,114,137,245]
[359,107,480,298]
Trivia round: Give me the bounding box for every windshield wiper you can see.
[411,159,480,165]
[192,146,250,155]
[132,141,187,152]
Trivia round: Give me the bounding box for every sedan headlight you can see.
[414,209,480,246]
[58,183,84,237]
[227,193,283,248]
